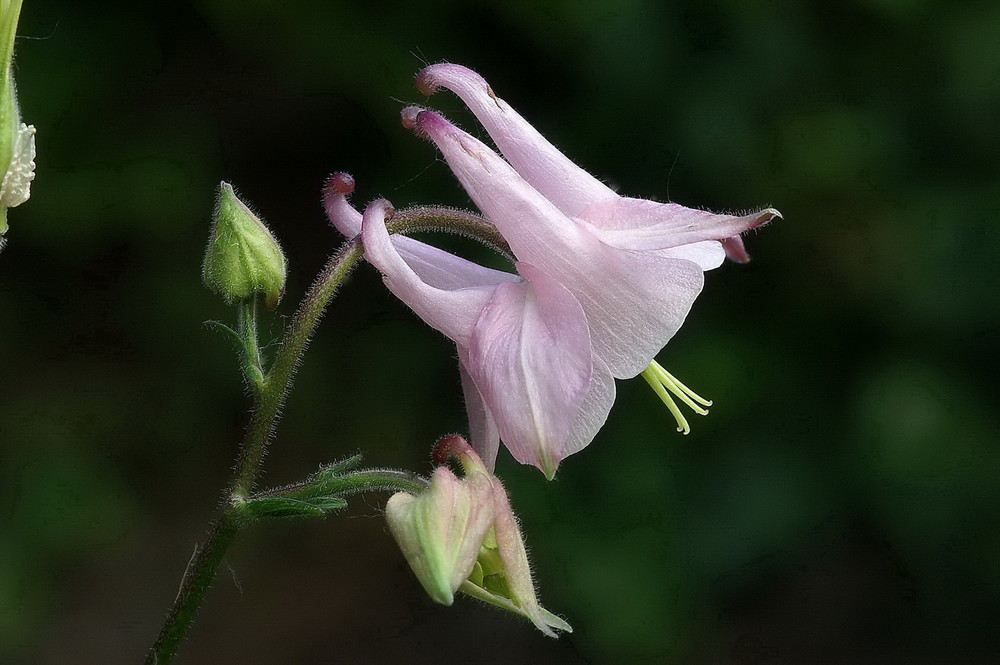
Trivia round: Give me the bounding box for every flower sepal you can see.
[459,527,573,635]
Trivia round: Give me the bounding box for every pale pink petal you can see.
[566,242,706,379]
[654,240,726,271]
[577,196,781,251]
[562,355,616,459]
[467,262,593,479]
[721,235,751,263]
[458,355,500,472]
[412,110,591,262]
[416,63,615,217]
[325,172,519,291]
[324,173,363,236]
[396,238,519,291]
[412,111,706,379]
[361,199,502,347]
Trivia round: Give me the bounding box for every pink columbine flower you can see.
[325,177,614,478]
[385,435,571,636]
[405,65,779,432]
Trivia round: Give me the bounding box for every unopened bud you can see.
[202,182,287,308]
[388,436,571,636]
[386,465,496,605]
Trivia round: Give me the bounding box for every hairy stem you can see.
[144,514,239,665]
[146,238,363,664]
[387,205,514,263]
[231,237,364,499]
[147,204,494,663]
[237,299,264,394]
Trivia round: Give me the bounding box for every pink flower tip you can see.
[414,109,451,135]
[432,433,473,465]
[414,68,440,96]
[415,63,487,97]
[366,198,395,220]
[324,172,355,197]
[400,105,422,131]
[402,108,453,141]
[721,236,752,264]
[432,434,490,476]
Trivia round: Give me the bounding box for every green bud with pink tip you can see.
[386,435,571,636]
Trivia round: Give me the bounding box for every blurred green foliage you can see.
[1,1,998,663]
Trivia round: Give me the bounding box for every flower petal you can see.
[416,63,615,217]
[411,110,592,263]
[573,244,706,379]
[458,354,501,472]
[326,172,519,291]
[467,262,593,479]
[323,172,363,237]
[411,112,706,378]
[654,240,726,271]
[577,196,781,251]
[361,198,506,346]
[562,355,616,459]
[721,235,751,263]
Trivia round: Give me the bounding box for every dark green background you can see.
[2,1,998,663]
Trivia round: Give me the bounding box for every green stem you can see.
[254,468,430,501]
[231,237,364,499]
[144,513,240,665]
[146,238,363,664]
[237,299,264,393]
[146,205,496,663]
[387,205,514,263]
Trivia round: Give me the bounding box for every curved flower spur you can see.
[407,63,780,434]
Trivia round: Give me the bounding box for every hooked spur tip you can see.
[755,208,782,227]
[432,434,471,465]
[414,68,439,96]
[366,198,395,220]
[324,172,355,197]
[400,106,422,131]
[415,63,487,97]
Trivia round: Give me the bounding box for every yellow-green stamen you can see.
[640,360,713,435]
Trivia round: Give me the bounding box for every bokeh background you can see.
[2,1,998,663]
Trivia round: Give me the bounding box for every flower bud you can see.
[0,0,36,238]
[202,182,287,308]
[385,464,496,605]
[388,435,571,635]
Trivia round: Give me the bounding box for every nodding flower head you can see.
[404,64,780,434]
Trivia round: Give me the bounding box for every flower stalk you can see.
[147,197,512,665]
